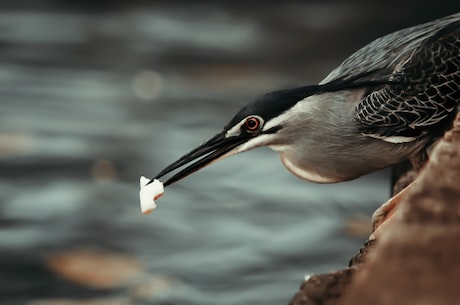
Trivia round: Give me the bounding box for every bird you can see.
[152,13,460,229]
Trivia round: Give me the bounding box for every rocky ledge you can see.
[290,108,460,305]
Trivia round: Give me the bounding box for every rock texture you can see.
[289,269,356,305]
[290,109,460,305]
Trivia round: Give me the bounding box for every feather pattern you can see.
[322,13,460,141]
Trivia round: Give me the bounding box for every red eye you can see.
[245,117,260,131]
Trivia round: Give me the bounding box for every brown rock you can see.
[291,110,460,305]
[289,269,355,305]
[341,110,460,305]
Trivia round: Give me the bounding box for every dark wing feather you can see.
[321,14,460,84]
[354,22,460,139]
[319,13,460,141]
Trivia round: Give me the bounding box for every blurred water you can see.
[1,2,459,305]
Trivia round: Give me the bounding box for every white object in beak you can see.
[139,176,164,214]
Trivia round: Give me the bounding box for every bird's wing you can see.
[354,20,460,142]
[321,13,460,142]
[321,13,460,85]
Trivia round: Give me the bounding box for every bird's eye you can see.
[244,116,261,131]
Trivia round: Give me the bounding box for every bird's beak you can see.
[153,131,248,187]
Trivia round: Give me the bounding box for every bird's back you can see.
[317,13,459,149]
[321,13,460,84]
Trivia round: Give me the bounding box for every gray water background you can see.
[1,2,459,305]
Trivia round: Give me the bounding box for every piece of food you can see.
[139,176,164,214]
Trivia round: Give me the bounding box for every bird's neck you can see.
[279,153,342,183]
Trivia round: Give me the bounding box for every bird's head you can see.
[154,86,319,186]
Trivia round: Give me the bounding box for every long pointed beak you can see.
[152,131,248,187]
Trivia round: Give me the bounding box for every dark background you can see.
[1,2,459,305]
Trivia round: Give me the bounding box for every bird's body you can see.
[257,13,460,182]
[153,13,460,190]
[268,90,427,183]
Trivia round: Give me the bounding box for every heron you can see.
[151,13,460,230]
